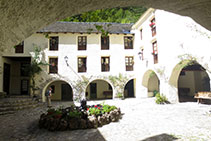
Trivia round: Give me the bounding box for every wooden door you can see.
[61,84,73,101]
[90,83,97,99]
[3,63,10,95]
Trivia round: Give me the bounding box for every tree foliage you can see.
[25,47,49,96]
[62,7,147,23]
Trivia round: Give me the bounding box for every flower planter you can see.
[39,104,121,131]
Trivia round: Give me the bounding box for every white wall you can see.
[132,9,211,103]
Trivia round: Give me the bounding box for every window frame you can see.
[49,57,58,74]
[101,36,109,50]
[152,41,158,64]
[78,36,87,50]
[101,57,110,72]
[150,18,156,37]
[125,56,134,71]
[78,57,87,73]
[15,41,24,53]
[140,29,143,40]
[124,36,133,49]
[49,36,59,51]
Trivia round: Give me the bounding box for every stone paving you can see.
[0,98,211,141]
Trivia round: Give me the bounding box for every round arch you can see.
[142,70,160,97]
[42,79,73,102]
[124,78,136,98]
[85,79,113,100]
[169,60,210,102]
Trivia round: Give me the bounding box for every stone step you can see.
[0,111,15,115]
[0,100,38,108]
[0,97,44,115]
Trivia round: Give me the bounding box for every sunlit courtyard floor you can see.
[0,98,211,141]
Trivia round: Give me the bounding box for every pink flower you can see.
[94,105,97,108]
[149,22,155,27]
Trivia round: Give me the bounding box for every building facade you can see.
[0,8,211,103]
[132,8,211,103]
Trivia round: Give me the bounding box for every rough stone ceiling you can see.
[0,0,210,50]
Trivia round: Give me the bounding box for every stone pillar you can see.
[160,79,179,103]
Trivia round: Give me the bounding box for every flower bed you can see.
[39,104,121,131]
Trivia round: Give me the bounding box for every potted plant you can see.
[116,93,124,100]
[149,22,155,28]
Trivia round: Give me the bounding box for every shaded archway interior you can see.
[124,79,135,98]
[142,70,160,97]
[0,0,211,50]
[86,80,113,100]
[178,63,210,102]
[46,80,73,101]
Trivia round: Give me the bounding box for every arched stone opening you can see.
[124,79,135,98]
[43,80,73,101]
[85,79,113,100]
[169,60,210,102]
[142,70,160,97]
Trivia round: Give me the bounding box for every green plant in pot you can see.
[116,93,124,99]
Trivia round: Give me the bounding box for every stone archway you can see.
[142,70,160,97]
[42,80,73,102]
[169,60,210,102]
[124,79,135,98]
[0,1,211,50]
[85,79,113,100]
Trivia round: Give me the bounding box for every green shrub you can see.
[88,107,102,116]
[87,104,117,116]
[117,93,123,98]
[68,111,82,118]
[155,93,169,104]
[102,104,117,113]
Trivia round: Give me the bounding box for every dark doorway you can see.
[178,64,210,102]
[21,79,29,95]
[90,83,97,99]
[3,63,10,95]
[61,84,73,101]
[124,79,135,98]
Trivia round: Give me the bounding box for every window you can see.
[101,57,110,72]
[78,57,87,72]
[140,29,143,40]
[78,36,87,50]
[125,56,134,71]
[49,36,59,50]
[49,36,58,50]
[152,41,158,64]
[15,41,24,53]
[124,36,133,49]
[150,18,156,37]
[101,36,109,50]
[49,58,58,73]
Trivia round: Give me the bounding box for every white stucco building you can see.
[132,8,211,103]
[0,8,210,103]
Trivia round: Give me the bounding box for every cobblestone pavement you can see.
[0,98,211,141]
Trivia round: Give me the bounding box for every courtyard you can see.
[0,98,210,141]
